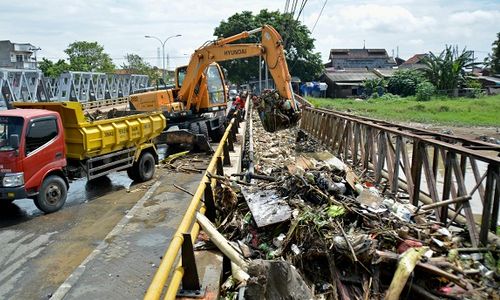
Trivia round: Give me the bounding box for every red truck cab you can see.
[0,108,68,213]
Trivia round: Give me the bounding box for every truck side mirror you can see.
[9,134,19,149]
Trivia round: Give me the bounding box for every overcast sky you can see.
[1,0,498,69]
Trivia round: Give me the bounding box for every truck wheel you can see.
[198,121,209,140]
[189,122,199,134]
[136,152,155,182]
[34,175,68,213]
[126,167,139,181]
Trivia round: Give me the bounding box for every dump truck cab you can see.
[0,108,67,205]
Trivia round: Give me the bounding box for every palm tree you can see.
[422,46,478,96]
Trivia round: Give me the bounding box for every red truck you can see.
[0,102,166,213]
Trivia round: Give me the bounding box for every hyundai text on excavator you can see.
[129,24,301,149]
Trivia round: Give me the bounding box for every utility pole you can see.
[145,34,182,81]
[259,56,262,94]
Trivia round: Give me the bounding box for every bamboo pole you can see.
[196,212,249,271]
[385,247,428,300]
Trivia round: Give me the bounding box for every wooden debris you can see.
[196,212,249,271]
[385,247,428,300]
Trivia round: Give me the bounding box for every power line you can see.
[291,0,299,17]
[296,0,308,21]
[284,0,290,13]
[312,0,328,33]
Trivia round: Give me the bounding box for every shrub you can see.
[438,105,450,112]
[363,78,386,97]
[387,69,426,96]
[466,78,484,98]
[412,104,426,111]
[378,93,401,101]
[416,81,435,101]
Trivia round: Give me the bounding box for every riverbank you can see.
[307,94,500,129]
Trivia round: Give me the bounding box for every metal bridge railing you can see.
[144,116,241,300]
[301,106,500,247]
[0,68,148,103]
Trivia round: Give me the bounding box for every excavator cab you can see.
[176,63,227,112]
[175,66,187,89]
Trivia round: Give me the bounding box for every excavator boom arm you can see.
[178,25,294,110]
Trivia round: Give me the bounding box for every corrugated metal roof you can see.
[478,76,500,85]
[374,68,397,77]
[323,71,380,82]
[330,48,389,59]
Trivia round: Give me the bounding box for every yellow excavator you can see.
[129,24,300,149]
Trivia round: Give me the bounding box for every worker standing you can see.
[228,94,246,121]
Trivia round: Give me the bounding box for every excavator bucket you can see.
[254,90,301,132]
[156,127,213,153]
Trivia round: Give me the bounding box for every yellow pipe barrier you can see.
[144,118,236,300]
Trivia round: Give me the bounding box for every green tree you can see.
[64,41,115,72]
[121,54,160,83]
[213,9,323,83]
[422,46,477,95]
[387,69,426,96]
[38,58,70,77]
[484,32,500,74]
[363,78,385,97]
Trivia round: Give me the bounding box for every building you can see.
[476,75,500,95]
[321,69,381,98]
[394,57,406,66]
[0,40,39,69]
[325,48,397,70]
[399,54,428,70]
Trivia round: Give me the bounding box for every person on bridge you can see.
[233,94,246,110]
[228,94,246,121]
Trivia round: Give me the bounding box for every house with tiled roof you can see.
[326,48,397,70]
[320,69,381,98]
[320,48,397,98]
[400,54,428,69]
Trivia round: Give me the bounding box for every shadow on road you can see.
[0,201,38,228]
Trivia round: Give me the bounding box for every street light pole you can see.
[144,34,181,82]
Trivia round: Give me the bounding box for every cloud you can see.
[0,0,498,68]
[409,39,424,45]
[318,4,436,33]
[448,10,500,25]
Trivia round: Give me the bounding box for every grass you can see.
[307,94,500,127]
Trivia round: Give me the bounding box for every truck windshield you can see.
[0,116,24,151]
[206,65,225,104]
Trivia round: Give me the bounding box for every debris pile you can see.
[84,108,138,122]
[209,111,499,300]
[253,90,301,133]
[161,151,209,174]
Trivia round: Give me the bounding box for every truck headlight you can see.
[3,173,24,187]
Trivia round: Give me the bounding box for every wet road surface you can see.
[0,170,147,299]
[0,145,212,299]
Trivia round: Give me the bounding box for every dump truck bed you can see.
[14,102,166,160]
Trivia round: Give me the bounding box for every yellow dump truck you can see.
[0,102,166,213]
